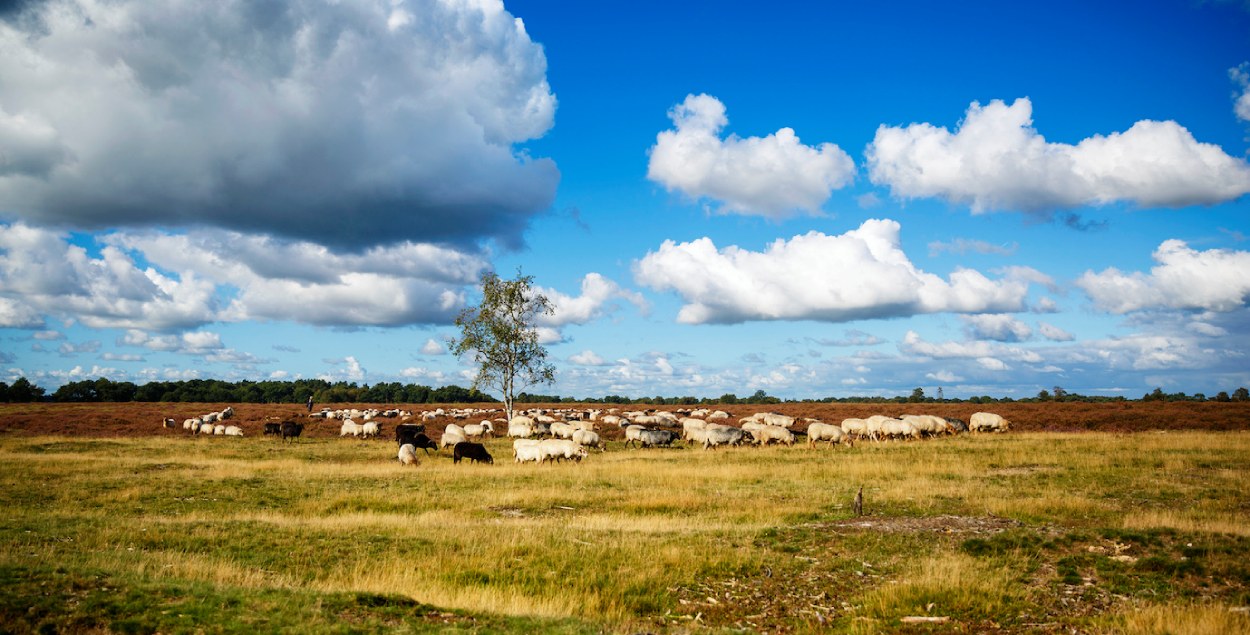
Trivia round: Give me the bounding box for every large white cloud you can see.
[0,0,557,249]
[0,223,218,329]
[961,314,1032,342]
[537,273,648,328]
[0,223,485,329]
[867,98,1250,212]
[1077,239,1250,313]
[646,94,855,217]
[634,218,1044,324]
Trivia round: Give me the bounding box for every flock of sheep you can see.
[161,405,1011,466]
[162,406,243,437]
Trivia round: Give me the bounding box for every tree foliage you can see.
[451,270,556,422]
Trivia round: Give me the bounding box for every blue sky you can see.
[1,0,1249,399]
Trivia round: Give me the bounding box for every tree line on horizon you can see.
[0,377,1248,406]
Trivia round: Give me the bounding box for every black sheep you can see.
[452,441,493,465]
[263,422,282,436]
[280,421,304,443]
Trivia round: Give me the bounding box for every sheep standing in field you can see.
[969,412,1010,433]
[440,427,467,449]
[807,422,851,447]
[623,425,647,448]
[702,426,745,450]
[360,421,380,439]
[340,419,364,437]
[752,424,795,446]
[571,428,602,450]
[280,421,304,443]
[398,444,420,466]
[879,418,920,441]
[513,439,544,464]
[538,439,588,463]
[464,421,494,440]
[681,418,707,443]
[840,418,872,442]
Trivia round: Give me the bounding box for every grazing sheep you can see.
[440,429,467,449]
[623,424,648,448]
[507,420,534,438]
[453,441,493,465]
[638,429,678,448]
[538,439,588,463]
[360,421,380,439]
[464,421,494,439]
[946,418,968,433]
[513,440,544,464]
[879,418,921,440]
[212,424,227,436]
[756,413,796,428]
[549,421,576,439]
[340,420,364,437]
[902,414,950,437]
[969,412,1010,433]
[571,429,602,450]
[840,418,874,441]
[263,422,282,436]
[223,425,244,437]
[162,418,176,429]
[752,424,795,446]
[702,426,745,450]
[807,422,851,447]
[681,418,707,443]
[220,407,234,420]
[280,421,304,442]
[398,444,420,466]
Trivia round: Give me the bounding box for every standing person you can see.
[306,395,314,413]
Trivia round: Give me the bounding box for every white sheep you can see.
[807,421,851,447]
[571,429,602,450]
[223,425,244,437]
[549,421,576,439]
[754,424,795,446]
[970,412,1011,433]
[680,418,707,443]
[440,429,467,449]
[360,421,380,438]
[538,439,588,463]
[340,419,364,437]
[702,426,745,450]
[398,444,420,466]
[513,440,544,464]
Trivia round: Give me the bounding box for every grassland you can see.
[1,405,1249,633]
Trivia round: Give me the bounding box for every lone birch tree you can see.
[451,269,555,422]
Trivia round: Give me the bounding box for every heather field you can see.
[1,402,1248,634]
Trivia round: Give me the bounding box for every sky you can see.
[1,0,1249,400]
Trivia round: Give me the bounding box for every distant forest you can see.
[1,377,1247,405]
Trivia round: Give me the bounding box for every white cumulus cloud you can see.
[634,218,1041,324]
[0,224,484,329]
[1077,239,1250,313]
[0,0,558,249]
[1038,322,1075,342]
[420,338,447,356]
[647,94,855,218]
[867,97,1250,212]
[962,314,1032,342]
[1232,63,1250,123]
[568,350,606,366]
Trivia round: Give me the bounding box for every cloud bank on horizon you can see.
[1,0,1249,398]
